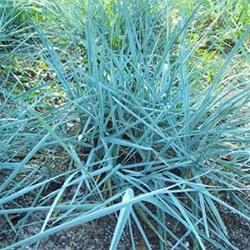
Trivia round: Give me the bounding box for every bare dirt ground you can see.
[1,211,249,250]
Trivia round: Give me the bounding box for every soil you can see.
[1,211,249,250]
[0,171,249,249]
[219,213,250,250]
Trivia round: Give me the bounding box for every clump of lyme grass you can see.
[0,1,249,249]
